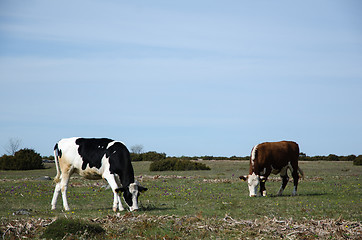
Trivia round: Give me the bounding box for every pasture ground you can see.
[0,161,361,239]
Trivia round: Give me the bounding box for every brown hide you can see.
[249,141,299,176]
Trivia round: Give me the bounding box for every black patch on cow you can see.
[54,143,62,158]
[106,141,135,187]
[75,138,114,170]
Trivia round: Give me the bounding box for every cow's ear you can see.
[239,175,248,181]
[138,186,148,193]
[115,187,126,193]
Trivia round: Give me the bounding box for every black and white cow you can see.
[51,137,147,212]
[239,141,304,197]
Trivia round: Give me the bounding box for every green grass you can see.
[0,161,361,239]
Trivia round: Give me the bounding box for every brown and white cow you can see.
[51,137,147,212]
[239,141,304,197]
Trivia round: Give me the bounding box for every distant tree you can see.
[130,144,144,154]
[4,138,22,156]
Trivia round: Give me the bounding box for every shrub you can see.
[42,218,104,240]
[150,158,210,171]
[131,151,166,162]
[353,155,362,166]
[0,148,44,170]
[130,153,143,161]
[342,155,356,161]
[0,155,16,170]
[328,154,339,161]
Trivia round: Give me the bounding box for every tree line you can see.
[130,150,362,166]
[1,140,361,170]
[130,151,361,161]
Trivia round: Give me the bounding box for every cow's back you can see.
[255,141,299,170]
[56,137,115,174]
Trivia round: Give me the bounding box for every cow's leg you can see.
[59,174,71,211]
[260,169,271,197]
[277,165,289,196]
[259,177,267,196]
[51,182,61,210]
[114,175,124,211]
[277,174,289,196]
[290,161,300,196]
[103,174,124,212]
[291,168,299,196]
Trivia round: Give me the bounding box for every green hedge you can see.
[150,158,210,171]
[0,148,44,170]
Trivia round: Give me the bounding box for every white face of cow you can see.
[128,183,140,211]
[247,173,260,197]
[120,181,148,211]
[239,173,267,197]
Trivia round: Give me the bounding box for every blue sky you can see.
[1,0,361,157]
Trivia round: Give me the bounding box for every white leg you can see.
[60,179,70,211]
[104,174,124,211]
[51,183,61,210]
[114,175,125,211]
[292,186,297,196]
[262,190,267,196]
[56,174,71,211]
[114,192,124,212]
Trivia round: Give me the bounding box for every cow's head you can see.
[239,173,266,197]
[116,181,148,211]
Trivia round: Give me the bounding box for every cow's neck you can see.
[119,170,135,187]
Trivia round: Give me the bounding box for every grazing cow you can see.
[51,137,147,212]
[239,141,304,197]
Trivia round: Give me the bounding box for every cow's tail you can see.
[298,167,304,179]
[53,143,61,184]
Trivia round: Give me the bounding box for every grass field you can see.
[0,161,361,239]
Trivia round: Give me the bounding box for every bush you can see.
[42,218,104,240]
[342,155,356,161]
[130,153,143,161]
[353,155,362,166]
[131,151,166,162]
[150,158,210,171]
[0,155,16,170]
[0,148,44,170]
